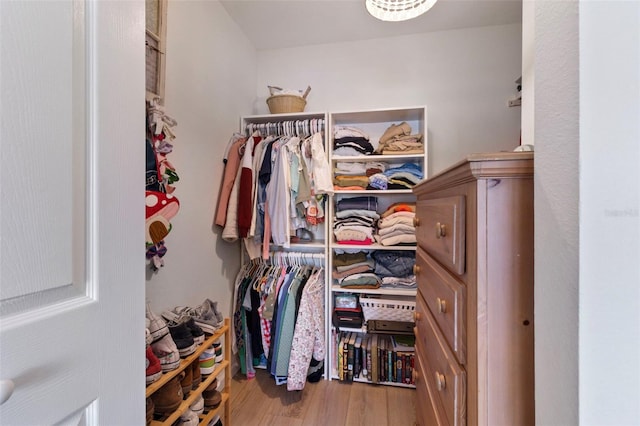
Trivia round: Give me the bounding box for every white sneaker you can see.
[164,300,222,335]
[146,303,169,342]
[151,333,180,372]
[179,409,199,426]
[190,394,204,415]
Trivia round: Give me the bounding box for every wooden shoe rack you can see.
[147,318,231,426]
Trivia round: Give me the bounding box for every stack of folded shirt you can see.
[368,162,423,190]
[371,250,416,289]
[375,202,417,246]
[334,161,388,191]
[333,251,380,290]
[333,126,374,156]
[334,196,379,245]
[374,121,424,155]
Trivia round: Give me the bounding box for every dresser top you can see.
[413,151,533,194]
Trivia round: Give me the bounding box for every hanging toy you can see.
[146,190,180,245]
[146,241,168,271]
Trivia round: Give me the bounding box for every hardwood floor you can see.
[229,369,416,426]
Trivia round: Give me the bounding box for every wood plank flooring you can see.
[229,369,416,426]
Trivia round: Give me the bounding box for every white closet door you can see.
[0,1,145,424]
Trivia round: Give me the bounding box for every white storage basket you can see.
[360,295,416,323]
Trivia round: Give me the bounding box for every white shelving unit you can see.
[327,106,427,387]
[236,107,426,387]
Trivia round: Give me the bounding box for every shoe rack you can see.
[147,318,231,426]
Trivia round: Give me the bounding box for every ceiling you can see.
[220,0,523,50]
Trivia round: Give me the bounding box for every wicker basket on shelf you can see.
[266,86,311,114]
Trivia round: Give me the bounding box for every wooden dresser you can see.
[411,152,534,426]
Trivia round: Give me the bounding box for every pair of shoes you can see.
[146,346,162,385]
[151,372,184,415]
[148,305,181,372]
[167,320,197,358]
[191,360,201,389]
[146,303,169,343]
[213,340,223,363]
[190,394,204,415]
[178,408,199,426]
[146,397,154,426]
[164,299,223,335]
[181,364,192,397]
[199,346,216,375]
[145,318,153,346]
[203,380,222,411]
[161,312,205,347]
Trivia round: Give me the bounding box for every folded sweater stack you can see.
[333,196,378,245]
[375,202,417,246]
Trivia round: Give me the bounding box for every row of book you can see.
[333,331,416,385]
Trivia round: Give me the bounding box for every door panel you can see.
[0,1,144,424]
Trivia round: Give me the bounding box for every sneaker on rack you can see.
[213,340,223,363]
[146,346,162,385]
[164,300,222,335]
[191,360,202,389]
[180,362,193,397]
[190,394,204,415]
[178,409,199,426]
[168,320,197,358]
[151,372,184,416]
[146,303,169,343]
[145,318,153,346]
[204,298,224,323]
[199,346,216,376]
[162,314,206,346]
[151,333,181,372]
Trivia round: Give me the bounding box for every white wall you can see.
[145,1,257,319]
[254,24,522,175]
[534,1,640,425]
[533,1,580,423]
[579,1,640,424]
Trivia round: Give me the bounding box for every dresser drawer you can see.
[421,306,466,426]
[415,195,465,275]
[416,248,466,365]
[414,348,446,426]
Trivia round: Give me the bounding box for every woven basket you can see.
[266,86,311,114]
[360,296,416,323]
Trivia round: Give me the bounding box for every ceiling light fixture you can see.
[365,0,438,22]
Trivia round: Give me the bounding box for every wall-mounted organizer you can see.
[233,107,427,390]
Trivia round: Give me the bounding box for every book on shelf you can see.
[337,332,345,380]
[391,334,415,352]
[371,333,379,383]
[366,334,373,382]
[354,334,363,379]
[347,332,356,381]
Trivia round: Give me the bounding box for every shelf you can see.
[328,375,416,389]
[332,243,417,251]
[146,323,228,398]
[332,153,425,162]
[147,318,231,426]
[331,285,416,297]
[334,189,415,195]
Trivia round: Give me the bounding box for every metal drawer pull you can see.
[413,264,421,275]
[413,217,421,227]
[435,222,446,239]
[414,311,422,322]
[413,369,420,383]
[434,372,446,391]
[436,297,447,314]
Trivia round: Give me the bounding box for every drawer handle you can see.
[413,264,421,275]
[413,217,421,227]
[413,326,418,336]
[414,311,422,322]
[435,222,446,239]
[413,369,420,384]
[436,297,447,314]
[434,371,446,391]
